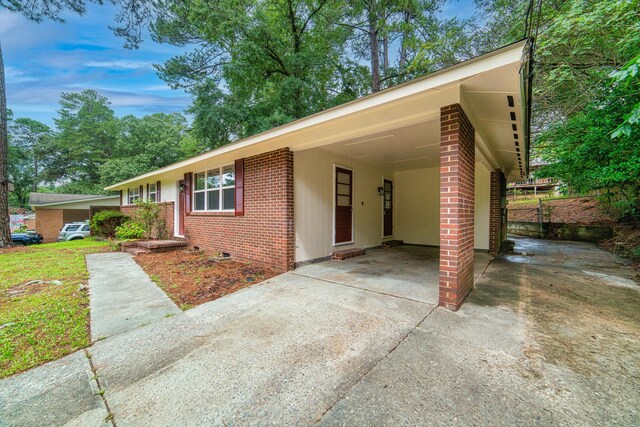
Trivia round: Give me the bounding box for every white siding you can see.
[392,162,491,250]
[474,162,491,251]
[294,148,392,263]
[394,167,440,246]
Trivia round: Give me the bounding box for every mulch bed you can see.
[133,250,278,309]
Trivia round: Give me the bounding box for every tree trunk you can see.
[368,0,380,92]
[399,10,410,72]
[383,35,389,76]
[0,42,12,247]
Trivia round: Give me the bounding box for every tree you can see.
[0,0,161,247]
[0,43,10,246]
[44,90,119,188]
[99,112,200,185]
[10,118,52,190]
[153,0,360,148]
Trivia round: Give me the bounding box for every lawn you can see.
[0,239,109,378]
[134,250,277,310]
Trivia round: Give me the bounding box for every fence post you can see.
[538,198,543,237]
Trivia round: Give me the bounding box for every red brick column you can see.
[489,169,506,255]
[440,104,475,311]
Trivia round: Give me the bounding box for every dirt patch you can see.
[508,197,615,225]
[134,251,278,309]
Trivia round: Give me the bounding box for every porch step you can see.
[332,248,365,261]
[121,239,188,255]
[382,239,403,248]
[126,247,150,256]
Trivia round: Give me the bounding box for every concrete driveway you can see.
[1,238,639,426]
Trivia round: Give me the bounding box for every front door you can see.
[383,179,393,237]
[335,167,353,244]
[178,179,186,236]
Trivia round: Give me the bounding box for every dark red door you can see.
[383,179,393,237]
[335,167,353,244]
[178,179,185,236]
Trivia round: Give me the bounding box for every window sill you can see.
[188,211,236,217]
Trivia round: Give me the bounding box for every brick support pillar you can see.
[439,104,475,311]
[489,169,507,255]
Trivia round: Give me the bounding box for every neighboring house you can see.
[9,215,25,232]
[507,161,558,198]
[106,40,533,311]
[23,213,36,230]
[29,193,120,243]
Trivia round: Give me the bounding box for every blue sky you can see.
[1,0,476,127]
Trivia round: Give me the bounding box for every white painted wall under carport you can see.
[294,148,492,264]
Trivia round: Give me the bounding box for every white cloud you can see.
[84,60,154,70]
[4,66,38,83]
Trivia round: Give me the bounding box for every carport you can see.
[292,39,532,310]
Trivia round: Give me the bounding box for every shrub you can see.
[115,221,145,239]
[90,210,130,238]
[133,199,167,239]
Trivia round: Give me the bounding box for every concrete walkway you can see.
[1,239,638,426]
[86,252,181,340]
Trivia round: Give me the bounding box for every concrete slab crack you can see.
[290,272,434,306]
[84,349,116,426]
[314,304,438,424]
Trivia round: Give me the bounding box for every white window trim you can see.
[127,187,140,205]
[192,165,235,212]
[148,182,158,203]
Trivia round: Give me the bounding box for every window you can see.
[148,183,157,202]
[128,187,140,205]
[82,225,90,232]
[65,224,81,232]
[193,165,235,211]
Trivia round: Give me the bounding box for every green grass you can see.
[0,239,109,378]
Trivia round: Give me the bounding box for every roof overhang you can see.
[107,39,531,190]
[31,195,120,208]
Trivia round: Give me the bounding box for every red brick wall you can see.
[35,209,64,243]
[184,148,294,272]
[120,202,175,239]
[489,169,506,255]
[440,104,475,311]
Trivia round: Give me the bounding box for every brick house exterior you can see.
[106,41,531,310]
[121,202,175,241]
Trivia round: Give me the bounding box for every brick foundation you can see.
[439,104,475,311]
[120,202,175,239]
[489,169,507,255]
[183,148,294,272]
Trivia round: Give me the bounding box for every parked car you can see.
[57,222,91,242]
[11,232,43,245]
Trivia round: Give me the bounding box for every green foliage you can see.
[610,53,640,139]
[114,221,145,239]
[536,80,640,221]
[131,198,167,239]
[89,210,130,238]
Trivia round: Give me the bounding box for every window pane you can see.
[337,195,350,207]
[194,192,205,210]
[384,182,391,191]
[223,188,235,210]
[337,171,350,184]
[149,193,157,202]
[222,165,235,186]
[207,190,220,210]
[66,225,80,231]
[337,183,350,196]
[149,183,156,193]
[385,193,391,201]
[82,225,90,231]
[195,173,205,191]
[207,170,220,189]
[385,201,391,209]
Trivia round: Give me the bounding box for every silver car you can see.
[57,222,91,242]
